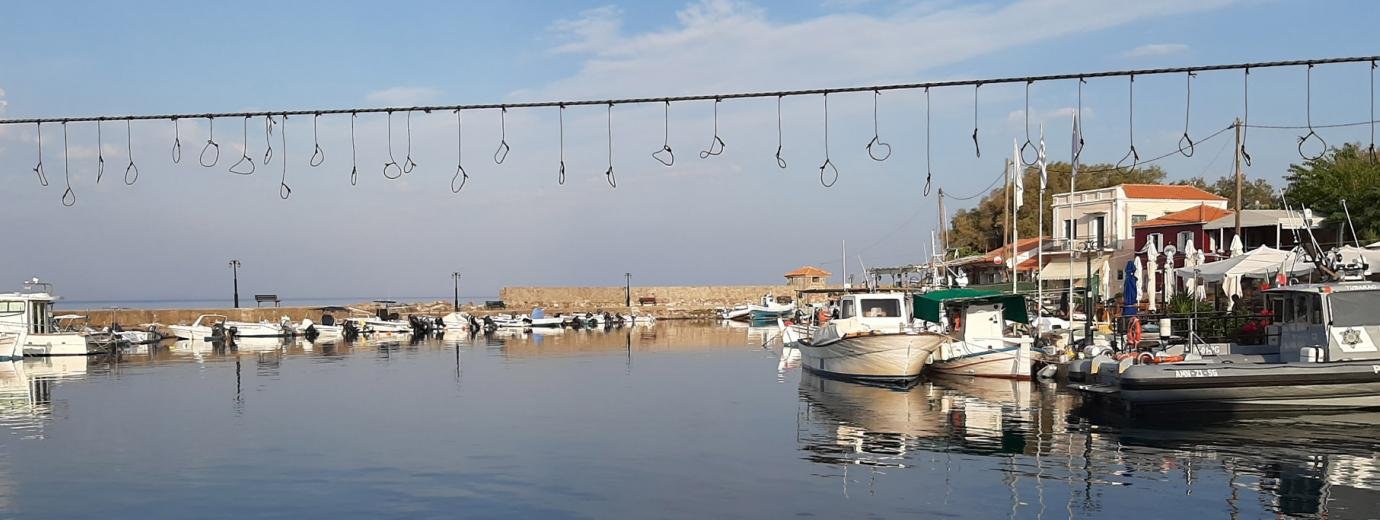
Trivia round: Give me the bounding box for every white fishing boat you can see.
[783,292,945,382]
[297,319,342,341]
[168,314,287,340]
[719,294,796,322]
[525,308,563,328]
[442,312,474,332]
[916,290,1035,380]
[0,279,102,357]
[168,314,228,340]
[344,304,412,336]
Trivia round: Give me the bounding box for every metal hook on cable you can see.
[1297,64,1327,161]
[1019,81,1037,166]
[557,104,566,185]
[971,83,982,158]
[309,113,325,167]
[349,112,359,186]
[199,117,220,168]
[61,122,75,207]
[1178,72,1197,158]
[382,111,402,179]
[775,95,787,169]
[279,115,291,200]
[699,98,726,159]
[228,116,256,175]
[263,115,276,165]
[605,103,616,188]
[95,120,106,183]
[923,87,932,196]
[652,100,674,167]
[452,109,468,194]
[866,90,891,161]
[493,106,510,165]
[170,118,183,164]
[124,119,140,186]
[1241,68,1252,166]
[818,93,838,188]
[403,110,419,174]
[1115,75,1139,172]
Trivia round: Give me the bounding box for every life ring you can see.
[1137,352,1155,364]
[1126,317,1143,346]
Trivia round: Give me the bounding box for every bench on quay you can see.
[637,297,657,306]
[485,300,506,309]
[255,294,281,307]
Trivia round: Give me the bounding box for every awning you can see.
[913,289,1029,324]
[1036,255,1115,281]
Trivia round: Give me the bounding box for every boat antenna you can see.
[1280,189,1333,279]
[857,255,870,291]
[1340,198,1362,248]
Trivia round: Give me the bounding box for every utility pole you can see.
[228,260,241,309]
[624,273,632,308]
[451,272,461,311]
[1233,118,1243,240]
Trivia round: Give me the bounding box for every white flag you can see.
[1037,124,1048,191]
[1012,138,1024,211]
[1070,112,1081,182]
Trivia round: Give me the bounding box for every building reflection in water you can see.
[796,371,1380,518]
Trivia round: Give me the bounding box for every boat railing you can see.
[1115,311,1279,350]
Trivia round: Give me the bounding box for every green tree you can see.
[945,162,1167,253]
[1283,143,1380,242]
[1174,175,1280,209]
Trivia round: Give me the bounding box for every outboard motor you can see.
[481,315,498,333]
[303,324,320,342]
[342,320,360,341]
[211,322,227,341]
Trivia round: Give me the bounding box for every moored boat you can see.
[784,292,944,382]
[916,290,1035,380]
[0,279,103,357]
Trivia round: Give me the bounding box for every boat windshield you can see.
[857,299,901,318]
[1329,290,1380,327]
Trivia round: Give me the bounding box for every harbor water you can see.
[0,322,1375,518]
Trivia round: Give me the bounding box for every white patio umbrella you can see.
[1229,234,1244,257]
[1163,250,1176,303]
[1183,241,1199,298]
[1222,274,1243,311]
[1133,256,1146,305]
[1098,256,1111,303]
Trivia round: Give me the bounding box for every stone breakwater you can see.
[68,285,805,330]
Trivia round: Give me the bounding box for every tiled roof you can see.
[785,265,832,278]
[1134,205,1234,228]
[1121,184,1228,201]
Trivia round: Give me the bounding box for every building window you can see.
[1063,219,1076,240]
[1093,216,1106,248]
[1177,230,1195,251]
[1147,233,1164,251]
[1132,214,1147,225]
[811,277,820,283]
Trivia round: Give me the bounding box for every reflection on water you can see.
[0,322,1373,518]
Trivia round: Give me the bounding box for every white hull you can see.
[168,325,211,341]
[21,333,97,356]
[225,321,287,338]
[0,333,20,361]
[795,333,944,381]
[929,340,1034,380]
[527,317,564,328]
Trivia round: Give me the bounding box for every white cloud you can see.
[1121,43,1190,59]
[534,0,1231,100]
[365,86,442,106]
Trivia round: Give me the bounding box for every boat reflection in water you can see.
[797,371,1380,518]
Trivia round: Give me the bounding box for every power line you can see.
[1,56,1376,125]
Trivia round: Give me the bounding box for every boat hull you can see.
[929,340,1033,380]
[1086,360,1380,411]
[796,333,944,382]
[21,333,98,356]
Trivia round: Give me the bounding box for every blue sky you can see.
[1,0,1378,302]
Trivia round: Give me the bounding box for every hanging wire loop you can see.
[452,109,468,194]
[279,115,291,199]
[971,83,982,158]
[652,100,674,167]
[60,122,75,206]
[199,117,220,167]
[33,123,48,186]
[1178,72,1197,157]
[309,113,325,167]
[263,115,276,164]
[699,98,726,159]
[775,95,787,169]
[228,116,256,175]
[1297,64,1328,161]
[1115,75,1139,171]
[923,87,932,196]
[557,104,566,185]
[382,111,402,179]
[123,119,140,186]
[403,110,419,174]
[866,90,891,161]
[95,120,106,183]
[349,112,359,186]
[1019,81,1037,166]
[818,93,838,187]
[170,118,183,164]
[493,106,510,165]
[605,103,616,188]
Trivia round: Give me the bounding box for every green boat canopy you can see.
[913,289,1029,324]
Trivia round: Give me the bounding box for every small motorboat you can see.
[0,280,107,357]
[442,312,476,333]
[524,308,564,328]
[783,292,945,383]
[918,290,1035,380]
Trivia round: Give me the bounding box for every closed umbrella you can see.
[1183,241,1199,298]
[1099,257,1111,304]
[1143,241,1159,311]
[1134,256,1146,304]
[1163,250,1176,303]
[1223,274,1242,311]
[1229,234,1244,257]
[1123,259,1139,316]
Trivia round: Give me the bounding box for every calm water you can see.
[0,323,1376,519]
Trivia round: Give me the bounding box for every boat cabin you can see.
[1263,282,1380,362]
[0,279,89,358]
[912,289,1029,341]
[837,293,910,329]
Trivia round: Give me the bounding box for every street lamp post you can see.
[451,272,462,311]
[624,273,632,308]
[229,260,241,309]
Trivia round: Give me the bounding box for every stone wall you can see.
[499,285,795,311]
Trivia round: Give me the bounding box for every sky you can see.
[1,0,1378,302]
